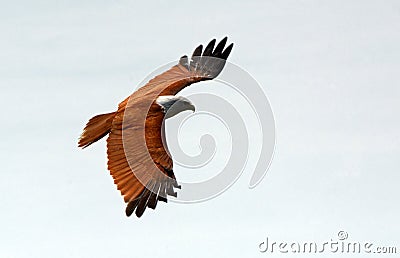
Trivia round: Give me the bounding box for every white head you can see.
[156,95,195,119]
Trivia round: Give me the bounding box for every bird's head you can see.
[156,95,195,119]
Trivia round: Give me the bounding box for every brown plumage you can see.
[78,37,233,217]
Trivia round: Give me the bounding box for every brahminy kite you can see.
[79,38,233,217]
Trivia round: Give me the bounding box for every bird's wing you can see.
[106,38,233,217]
[117,37,233,108]
[107,104,178,217]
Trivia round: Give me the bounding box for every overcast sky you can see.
[1,0,399,257]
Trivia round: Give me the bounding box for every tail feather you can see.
[78,112,116,148]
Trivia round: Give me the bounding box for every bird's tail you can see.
[78,112,117,148]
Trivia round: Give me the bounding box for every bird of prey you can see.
[78,37,233,217]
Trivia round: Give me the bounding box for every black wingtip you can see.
[221,43,234,60]
[192,44,203,57]
[213,37,228,55]
[203,39,216,56]
[125,199,139,217]
[135,191,149,218]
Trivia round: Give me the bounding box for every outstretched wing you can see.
[107,104,179,218]
[107,38,234,217]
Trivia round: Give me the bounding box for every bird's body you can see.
[79,38,233,217]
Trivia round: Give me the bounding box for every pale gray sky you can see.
[1,0,399,257]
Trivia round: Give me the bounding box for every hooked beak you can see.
[189,103,196,112]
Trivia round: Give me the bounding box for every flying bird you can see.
[79,37,233,217]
